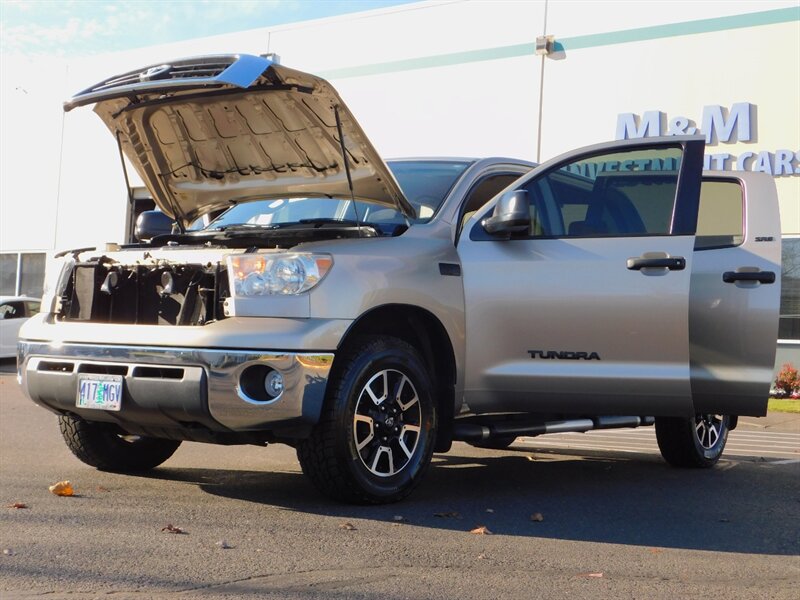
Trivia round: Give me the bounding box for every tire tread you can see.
[59,415,180,472]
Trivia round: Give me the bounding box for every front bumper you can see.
[18,340,334,435]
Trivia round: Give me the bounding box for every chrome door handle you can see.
[626,257,686,271]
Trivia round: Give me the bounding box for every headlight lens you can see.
[227,253,332,296]
[41,256,75,313]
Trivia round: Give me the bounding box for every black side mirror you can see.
[135,210,175,242]
[482,190,530,236]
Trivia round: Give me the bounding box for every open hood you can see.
[65,54,414,226]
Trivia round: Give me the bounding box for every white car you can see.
[0,296,40,358]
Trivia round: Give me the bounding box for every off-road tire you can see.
[59,415,181,472]
[297,335,437,504]
[655,414,730,468]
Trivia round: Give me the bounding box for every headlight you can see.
[227,253,332,297]
[41,256,75,313]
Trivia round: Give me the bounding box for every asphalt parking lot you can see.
[1,360,798,599]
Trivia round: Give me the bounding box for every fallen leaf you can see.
[216,540,233,549]
[161,524,186,534]
[48,481,74,497]
[7,503,27,509]
[96,486,110,493]
[392,515,407,523]
[530,512,544,522]
[477,552,487,560]
[470,525,493,535]
[339,522,356,531]
[3,548,15,556]
[577,572,604,578]
[648,548,664,554]
[434,511,461,519]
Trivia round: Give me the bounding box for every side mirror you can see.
[482,190,530,235]
[135,210,175,242]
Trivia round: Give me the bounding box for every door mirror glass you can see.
[135,210,174,242]
[482,190,530,235]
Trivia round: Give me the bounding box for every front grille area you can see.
[91,57,236,93]
[59,263,228,326]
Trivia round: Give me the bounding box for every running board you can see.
[453,416,655,442]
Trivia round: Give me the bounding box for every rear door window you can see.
[695,179,744,250]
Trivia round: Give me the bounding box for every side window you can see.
[780,238,800,340]
[460,173,524,229]
[25,301,41,316]
[0,302,23,320]
[695,180,744,250]
[524,146,682,238]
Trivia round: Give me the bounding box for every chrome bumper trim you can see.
[18,340,333,431]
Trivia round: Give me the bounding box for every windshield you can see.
[203,160,471,231]
[389,160,471,219]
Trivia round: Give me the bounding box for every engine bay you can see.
[59,261,227,326]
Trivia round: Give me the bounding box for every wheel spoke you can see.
[399,438,413,459]
[370,446,395,476]
[365,371,388,405]
[399,425,420,459]
[396,376,418,411]
[354,414,374,452]
[707,424,718,448]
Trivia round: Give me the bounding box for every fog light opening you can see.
[239,365,284,403]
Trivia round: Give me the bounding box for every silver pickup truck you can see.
[18,54,781,503]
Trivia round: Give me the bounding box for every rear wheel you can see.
[655,414,730,468]
[297,336,437,504]
[59,415,181,472]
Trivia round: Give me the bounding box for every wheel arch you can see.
[338,304,457,452]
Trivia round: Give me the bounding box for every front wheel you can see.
[59,415,181,472]
[297,336,437,504]
[655,414,730,468]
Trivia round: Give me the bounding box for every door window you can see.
[523,146,683,238]
[695,179,744,250]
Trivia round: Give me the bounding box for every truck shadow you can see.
[141,444,799,556]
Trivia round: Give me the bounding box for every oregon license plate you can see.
[76,375,123,411]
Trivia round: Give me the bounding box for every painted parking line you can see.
[516,427,800,460]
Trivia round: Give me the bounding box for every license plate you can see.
[76,375,123,411]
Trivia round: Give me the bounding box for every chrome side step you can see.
[453,416,655,442]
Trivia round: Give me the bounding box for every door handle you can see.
[722,271,776,284]
[627,257,686,271]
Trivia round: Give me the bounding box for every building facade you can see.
[1,0,798,367]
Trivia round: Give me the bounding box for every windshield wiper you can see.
[297,218,363,227]
[209,223,280,233]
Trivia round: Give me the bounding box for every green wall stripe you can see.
[560,6,799,50]
[319,42,535,79]
[318,6,799,80]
